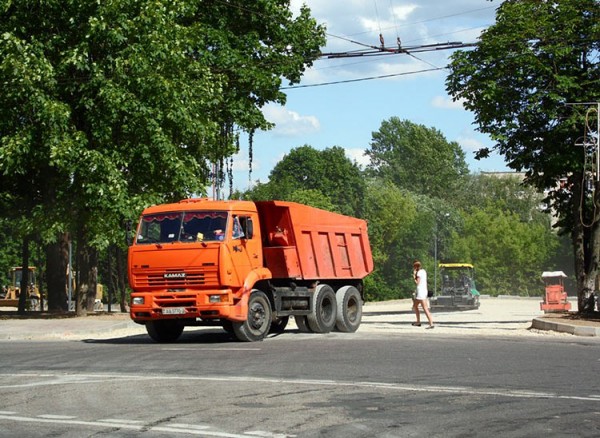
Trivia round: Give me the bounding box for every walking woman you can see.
[412,260,434,329]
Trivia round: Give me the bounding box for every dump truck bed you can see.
[255,201,373,281]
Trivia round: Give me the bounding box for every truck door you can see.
[227,214,262,285]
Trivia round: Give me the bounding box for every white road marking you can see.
[38,414,77,420]
[0,414,259,437]
[169,423,212,430]
[244,432,296,437]
[0,371,596,437]
[2,371,600,403]
[97,418,145,425]
[162,348,262,351]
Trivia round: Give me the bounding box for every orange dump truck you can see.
[128,199,374,342]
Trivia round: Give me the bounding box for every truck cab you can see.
[129,199,265,325]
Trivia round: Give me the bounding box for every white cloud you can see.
[457,135,484,152]
[263,104,320,137]
[345,148,370,168]
[432,95,466,110]
[230,154,256,173]
[290,0,494,85]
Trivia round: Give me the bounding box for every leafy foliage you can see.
[365,118,469,199]
[362,180,421,300]
[447,0,600,308]
[244,145,366,216]
[0,0,326,310]
[448,206,559,296]
[456,173,549,224]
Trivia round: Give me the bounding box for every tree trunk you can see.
[106,244,129,313]
[75,226,87,316]
[46,233,69,312]
[117,245,129,313]
[573,175,600,313]
[17,237,30,315]
[86,252,98,312]
[74,224,99,315]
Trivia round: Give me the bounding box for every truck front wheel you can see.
[335,286,363,332]
[233,290,272,342]
[146,320,184,343]
[307,284,337,333]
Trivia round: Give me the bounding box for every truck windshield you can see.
[136,211,228,244]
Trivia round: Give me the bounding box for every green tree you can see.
[455,173,549,224]
[0,218,21,288]
[448,206,559,296]
[447,0,600,311]
[0,0,325,312]
[245,145,366,217]
[362,180,427,300]
[364,118,469,199]
[285,189,337,212]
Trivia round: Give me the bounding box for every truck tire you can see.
[307,284,337,333]
[233,290,272,342]
[146,320,184,343]
[335,286,362,332]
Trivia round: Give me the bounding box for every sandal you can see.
[411,322,421,327]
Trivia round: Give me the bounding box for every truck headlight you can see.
[132,297,145,305]
[209,295,221,303]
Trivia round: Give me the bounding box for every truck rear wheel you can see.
[233,290,272,342]
[307,284,337,333]
[146,320,184,343]
[335,286,362,332]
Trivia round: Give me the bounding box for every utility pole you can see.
[569,102,600,179]
[434,213,450,295]
[568,102,600,311]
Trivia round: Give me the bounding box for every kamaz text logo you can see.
[164,272,186,279]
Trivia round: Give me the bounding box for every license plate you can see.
[162,307,186,315]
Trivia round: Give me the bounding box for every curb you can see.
[531,317,600,337]
[0,320,141,341]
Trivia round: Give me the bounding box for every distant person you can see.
[412,260,434,329]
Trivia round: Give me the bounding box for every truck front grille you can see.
[134,268,219,289]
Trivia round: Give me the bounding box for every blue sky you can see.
[228,0,510,192]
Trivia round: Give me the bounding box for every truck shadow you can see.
[82,329,240,344]
[80,327,297,344]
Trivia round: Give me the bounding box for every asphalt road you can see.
[1,327,599,437]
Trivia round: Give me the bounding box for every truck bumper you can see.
[130,289,249,323]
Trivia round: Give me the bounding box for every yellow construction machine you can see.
[0,267,42,310]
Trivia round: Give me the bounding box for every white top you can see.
[415,268,428,300]
[541,271,567,278]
